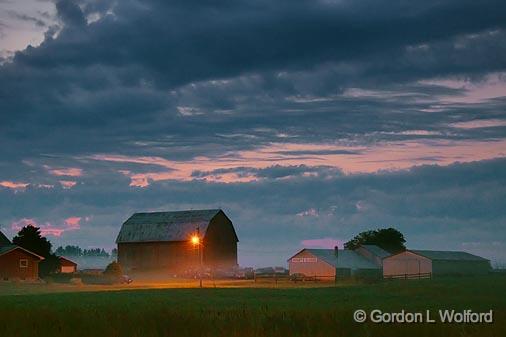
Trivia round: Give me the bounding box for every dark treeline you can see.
[55,245,116,257]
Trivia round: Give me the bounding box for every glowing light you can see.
[191,235,200,245]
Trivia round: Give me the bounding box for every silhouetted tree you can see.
[344,227,406,253]
[12,225,59,277]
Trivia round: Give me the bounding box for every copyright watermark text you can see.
[353,309,494,324]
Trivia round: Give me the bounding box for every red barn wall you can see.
[0,249,40,280]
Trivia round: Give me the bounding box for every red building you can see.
[58,256,78,273]
[0,231,44,281]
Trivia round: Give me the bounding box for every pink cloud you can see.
[45,166,83,177]
[301,238,345,249]
[0,180,29,190]
[64,217,81,229]
[10,216,83,238]
[90,138,506,185]
[450,119,506,129]
[59,180,77,189]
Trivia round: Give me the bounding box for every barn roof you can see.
[0,244,45,260]
[359,245,391,258]
[302,249,380,270]
[116,209,224,243]
[0,231,11,247]
[411,250,489,261]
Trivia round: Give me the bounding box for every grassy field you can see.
[0,275,505,337]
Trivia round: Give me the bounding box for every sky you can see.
[0,0,505,267]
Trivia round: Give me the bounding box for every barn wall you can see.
[0,249,40,280]
[288,250,335,279]
[118,241,199,273]
[383,251,432,277]
[203,212,238,269]
[432,260,491,275]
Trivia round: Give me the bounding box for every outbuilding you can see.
[383,250,491,278]
[288,247,382,280]
[0,231,44,281]
[116,209,239,273]
[58,256,78,273]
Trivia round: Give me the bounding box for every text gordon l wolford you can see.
[353,309,494,324]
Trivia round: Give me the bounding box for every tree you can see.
[344,227,406,253]
[12,225,59,277]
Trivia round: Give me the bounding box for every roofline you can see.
[58,256,78,265]
[0,245,45,260]
[382,249,489,261]
[411,250,490,262]
[116,209,239,244]
[286,248,308,262]
[212,209,239,243]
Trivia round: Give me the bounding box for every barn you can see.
[58,256,77,273]
[383,250,491,278]
[0,231,44,281]
[288,246,386,280]
[116,209,239,273]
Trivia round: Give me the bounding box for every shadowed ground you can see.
[0,275,505,337]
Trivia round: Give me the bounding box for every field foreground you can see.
[0,275,505,337]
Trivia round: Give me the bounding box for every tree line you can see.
[54,245,116,257]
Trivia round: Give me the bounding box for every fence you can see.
[383,272,432,280]
[253,274,336,283]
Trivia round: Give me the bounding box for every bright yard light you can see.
[191,235,200,245]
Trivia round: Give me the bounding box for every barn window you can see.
[19,259,28,268]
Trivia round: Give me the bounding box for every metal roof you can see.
[305,249,380,270]
[116,209,223,243]
[0,231,11,247]
[411,250,489,261]
[360,245,391,258]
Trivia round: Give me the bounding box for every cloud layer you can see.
[0,0,505,266]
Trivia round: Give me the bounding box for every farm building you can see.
[116,209,238,273]
[0,231,44,281]
[58,256,77,273]
[355,244,391,267]
[288,245,387,280]
[383,250,491,278]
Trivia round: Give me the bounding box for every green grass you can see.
[0,275,505,337]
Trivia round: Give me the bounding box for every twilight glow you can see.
[1,0,506,267]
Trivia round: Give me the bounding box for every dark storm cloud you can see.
[1,0,506,163]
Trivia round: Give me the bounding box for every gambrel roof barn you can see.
[116,209,238,273]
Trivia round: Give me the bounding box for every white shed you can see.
[383,250,432,278]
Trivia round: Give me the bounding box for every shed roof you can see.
[411,250,489,261]
[59,256,78,266]
[298,249,380,270]
[116,209,224,243]
[360,245,391,258]
[0,231,11,247]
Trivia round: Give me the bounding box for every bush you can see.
[104,261,123,277]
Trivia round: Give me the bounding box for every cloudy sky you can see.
[1,0,505,267]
